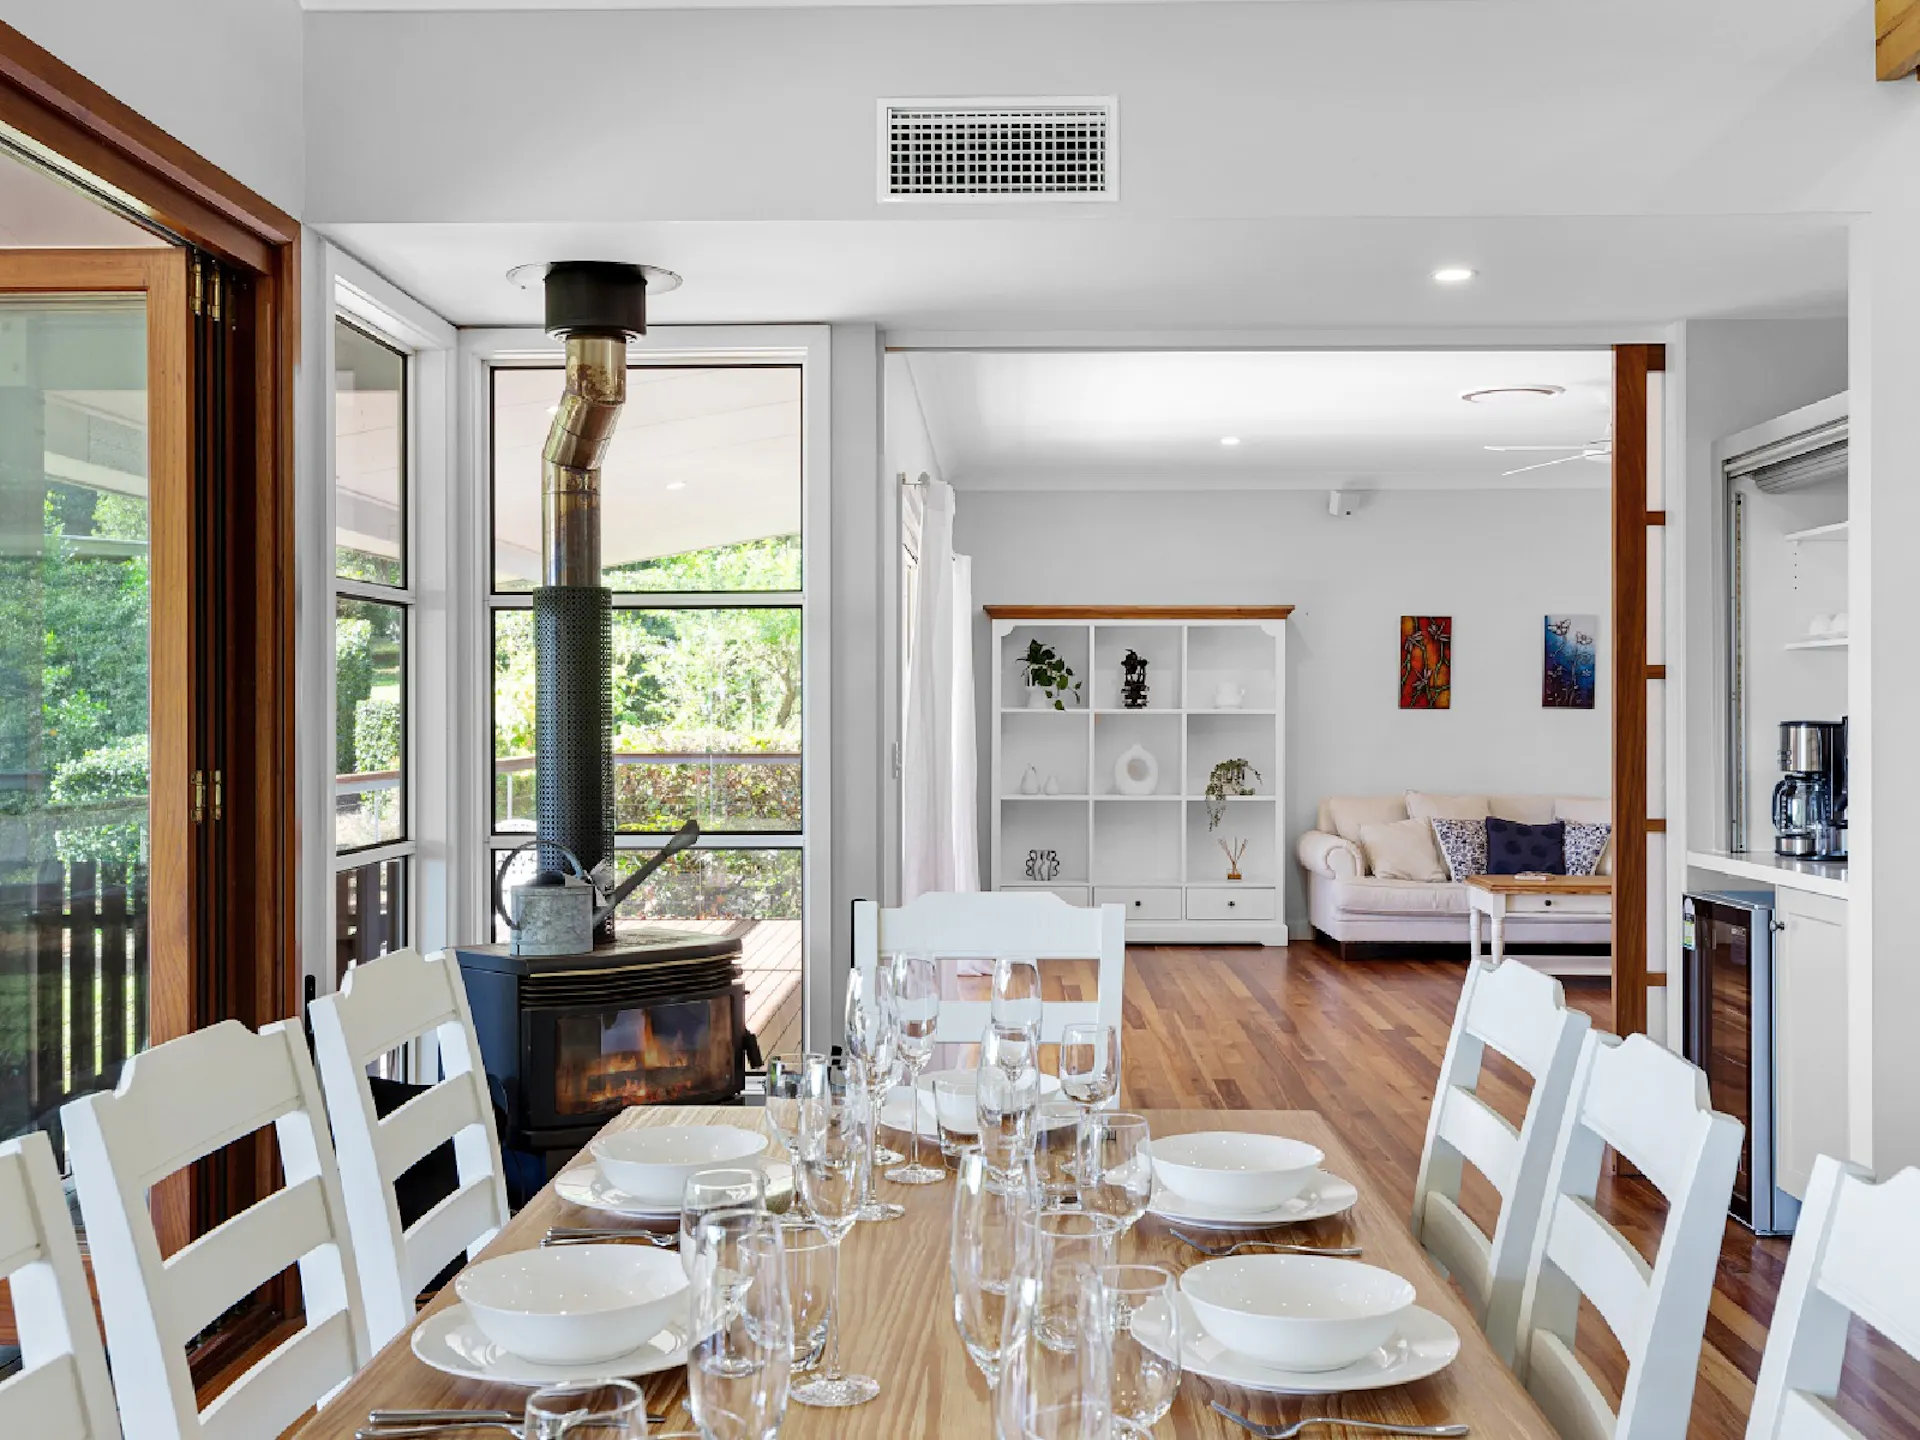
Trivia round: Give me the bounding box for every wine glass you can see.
[680,1167,766,1274]
[991,955,1044,1031]
[685,1206,792,1440]
[996,1264,1114,1440]
[524,1380,649,1439]
[844,967,905,1220]
[790,1060,881,1408]
[1078,1112,1152,1233]
[1098,1264,1182,1432]
[886,953,944,1185]
[978,1021,1042,1176]
[950,1147,1039,1387]
[1059,1022,1120,1113]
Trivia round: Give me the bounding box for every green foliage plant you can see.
[1018,640,1081,710]
[1204,757,1262,831]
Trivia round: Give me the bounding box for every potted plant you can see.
[1019,640,1081,710]
[1204,757,1261,829]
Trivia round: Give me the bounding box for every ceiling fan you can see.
[1486,435,1613,477]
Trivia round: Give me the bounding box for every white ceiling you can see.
[903,349,1616,491]
[323,214,1846,334]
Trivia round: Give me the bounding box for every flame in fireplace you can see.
[553,997,736,1115]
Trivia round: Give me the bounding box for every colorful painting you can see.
[1543,614,1598,709]
[1399,616,1452,710]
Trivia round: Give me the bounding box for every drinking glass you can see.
[685,1207,792,1440]
[525,1381,648,1439]
[763,1054,819,1226]
[950,1147,1039,1387]
[782,1224,833,1374]
[991,955,1044,1031]
[680,1167,767,1274]
[978,1022,1042,1176]
[1033,1103,1082,1208]
[791,1062,880,1407]
[1078,1112,1153,1233]
[886,953,944,1185]
[996,1266,1114,1440]
[845,966,905,1220]
[932,1075,979,1163]
[1025,1209,1121,1352]
[1098,1264,1182,1431]
[1059,1022,1120,1113]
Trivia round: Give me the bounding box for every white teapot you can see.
[1212,681,1246,710]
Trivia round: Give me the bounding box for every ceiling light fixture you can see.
[1431,266,1477,285]
[1460,385,1565,405]
[1219,436,1241,447]
[666,480,687,491]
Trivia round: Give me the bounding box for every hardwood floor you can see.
[1104,940,1920,1440]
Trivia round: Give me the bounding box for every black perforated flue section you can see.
[534,586,614,939]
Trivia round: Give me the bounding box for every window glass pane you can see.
[494,607,801,834]
[334,319,405,586]
[334,855,407,984]
[336,596,406,849]
[0,293,151,1159]
[491,366,801,594]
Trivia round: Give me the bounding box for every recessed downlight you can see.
[1460,385,1565,405]
[666,480,688,491]
[1219,436,1241,447]
[1432,266,1477,285]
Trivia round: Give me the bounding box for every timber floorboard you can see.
[1113,941,1920,1440]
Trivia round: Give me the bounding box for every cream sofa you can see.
[1298,793,1612,956]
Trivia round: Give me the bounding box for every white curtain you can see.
[903,479,980,900]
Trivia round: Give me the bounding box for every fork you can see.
[360,1408,671,1438]
[1209,1401,1468,1439]
[1171,1228,1362,1258]
[541,1226,678,1247]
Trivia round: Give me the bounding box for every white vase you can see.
[1027,687,1052,710]
[1044,773,1061,796]
[1213,680,1246,710]
[1113,744,1160,796]
[1019,764,1041,795]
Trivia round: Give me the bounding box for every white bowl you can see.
[1181,1255,1416,1373]
[1148,1130,1324,1211]
[903,1069,1064,1136]
[590,1125,769,1206]
[454,1244,688,1366]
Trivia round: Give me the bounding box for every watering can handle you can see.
[594,819,702,927]
[490,839,591,935]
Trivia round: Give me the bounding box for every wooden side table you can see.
[1465,874,1612,978]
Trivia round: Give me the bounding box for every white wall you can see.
[8,0,304,214]
[955,486,1610,928]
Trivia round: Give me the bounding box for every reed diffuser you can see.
[1218,837,1248,882]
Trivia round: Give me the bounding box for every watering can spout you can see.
[592,818,702,928]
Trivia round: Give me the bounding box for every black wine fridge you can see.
[1680,891,1799,1235]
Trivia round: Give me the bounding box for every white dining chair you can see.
[1513,1031,1743,1440]
[62,1019,371,1440]
[0,1131,120,1438]
[1747,1155,1920,1438]
[851,892,1126,1050]
[309,945,510,1350]
[1409,957,1591,1365]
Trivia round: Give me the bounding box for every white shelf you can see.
[1784,521,1849,544]
[1784,635,1849,650]
[1001,706,1090,715]
[1002,794,1087,801]
[1687,849,1849,900]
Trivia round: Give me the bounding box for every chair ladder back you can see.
[1748,1159,1920,1439]
[62,1020,371,1440]
[1409,958,1589,1365]
[309,947,510,1351]
[1516,1031,1743,1440]
[0,1132,121,1439]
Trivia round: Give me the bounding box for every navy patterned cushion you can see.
[1485,817,1567,875]
[1563,821,1611,877]
[1429,816,1487,883]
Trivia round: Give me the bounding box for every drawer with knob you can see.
[1093,887,1183,921]
[1186,886,1277,922]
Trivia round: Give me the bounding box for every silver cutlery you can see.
[541,1226,677,1248]
[360,1411,670,1439]
[1210,1402,1468,1439]
[1171,1228,1362,1258]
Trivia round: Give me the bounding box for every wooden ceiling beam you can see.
[1880,0,1920,81]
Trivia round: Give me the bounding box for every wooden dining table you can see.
[293,1105,1554,1439]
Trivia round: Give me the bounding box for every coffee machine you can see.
[1772,719,1847,860]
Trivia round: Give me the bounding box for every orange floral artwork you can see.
[1400,616,1451,709]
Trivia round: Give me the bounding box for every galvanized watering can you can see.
[492,818,701,957]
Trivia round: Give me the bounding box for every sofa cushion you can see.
[1553,797,1609,824]
[1359,818,1447,882]
[1406,792,1491,821]
[1564,822,1611,877]
[1429,816,1488,883]
[1485,817,1568,875]
[1326,795,1410,844]
[1488,795,1556,824]
[1325,877,1469,917]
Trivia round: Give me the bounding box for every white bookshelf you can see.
[986,608,1291,945]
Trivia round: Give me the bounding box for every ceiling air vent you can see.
[880,98,1118,203]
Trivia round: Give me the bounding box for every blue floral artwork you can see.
[1543,614,1597,709]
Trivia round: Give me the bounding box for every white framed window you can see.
[459,325,833,1056]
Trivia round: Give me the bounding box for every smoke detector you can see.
[879,98,1118,202]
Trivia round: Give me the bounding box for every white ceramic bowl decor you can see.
[589,1125,769,1205]
[454,1245,689,1366]
[1181,1255,1416,1373]
[1148,1130,1325,1211]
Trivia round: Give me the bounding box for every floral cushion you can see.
[1563,821,1612,877]
[1428,817,1487,884]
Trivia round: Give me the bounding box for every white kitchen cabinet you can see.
[1773,887,1849,1200]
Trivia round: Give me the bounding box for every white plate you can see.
[878,1071,1064,1140]
[1148,1168,1358,1229]
[554,1157,794,1221]
[412,1301,691,1387]
[1135,1294,1460,1395]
